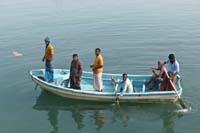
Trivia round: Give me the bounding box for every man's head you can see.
[95,48,101,56]
[44,37,50,45]
[73,54,78,61]
[122,73,128,81]
[158,60,164,69]
[168,54,175,64]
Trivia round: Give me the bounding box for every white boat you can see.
[29,69,183,103]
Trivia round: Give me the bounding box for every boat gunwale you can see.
[29,69,182,97]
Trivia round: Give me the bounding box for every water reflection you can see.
[111,105,129,127]
[33,91,184,133]
[71,108,84,130]
[48,110,59,133]
[33,91,107,132]
[94,110,105,131]
[161,111,183,133]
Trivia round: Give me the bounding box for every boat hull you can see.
[30,69,181,103]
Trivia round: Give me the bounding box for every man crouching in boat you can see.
[111,73,136,96]
[144,60,165,91]
[42,37,54,82]
[69,54,82,89]
[159,54,180,91]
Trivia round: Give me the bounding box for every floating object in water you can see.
[175,107,192,114]
[13,51,23,57]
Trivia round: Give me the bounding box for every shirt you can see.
[44,43,54,60]
[70,60,82,77]
[158,67,165,77]
[93,54,104,74]
[166,59,179,74]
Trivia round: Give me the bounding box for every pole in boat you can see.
[164,67,187,109]
[111,76,120,105]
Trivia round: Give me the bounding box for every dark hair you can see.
[168,54,175,59]
[73,54,78,57]
[122,73,128,77]
[95,48,101,52]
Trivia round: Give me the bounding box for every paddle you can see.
[163,67,187,109]
[111,77,120,105]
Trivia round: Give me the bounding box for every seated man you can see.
[164,54,179,84]
[111,73,136,95]
[159,67,174,91]
[145,60,165,90]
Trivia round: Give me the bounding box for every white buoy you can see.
[175,107,192,113]
[13,51,23,57]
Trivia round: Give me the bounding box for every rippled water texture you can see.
[0,0,200,132]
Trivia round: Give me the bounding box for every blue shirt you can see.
[166,59,180,74]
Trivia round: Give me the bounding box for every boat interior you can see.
[31,69,181,93]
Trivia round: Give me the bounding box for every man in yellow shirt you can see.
[90,48,104,92]
[42,37,54,82]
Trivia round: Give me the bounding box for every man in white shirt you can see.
[164,54,180,84]
[111,73,136,95]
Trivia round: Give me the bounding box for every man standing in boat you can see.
[164,54,180,84]
[90,48,104,92]
[42,37,54,82]
[69,54,83,89]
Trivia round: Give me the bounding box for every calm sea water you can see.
[0,0,200,132]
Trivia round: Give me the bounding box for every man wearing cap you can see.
[164,54,180,84]
[42,37,54,82]
[90,48,104,92]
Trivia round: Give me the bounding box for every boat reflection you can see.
[71,108,84,130]
[33,91,107,132]
[111,105,129,127]
[48,110,59,133]
[94,110,105,131]
[161,111,183,133]
[33,91,183,133]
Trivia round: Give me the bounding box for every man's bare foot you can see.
[96,89,103,92]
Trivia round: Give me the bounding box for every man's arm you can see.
[69,62,72,79]
[111,76,116,84]
[164,60,169,64]
[93,65,103,70]
[169,63,179,80]
[42,55,45,62]
[79,62,83,79]
[151,68,159,77]
[174,62,179,74]
[92,57,103,70]
[48,46,54,61]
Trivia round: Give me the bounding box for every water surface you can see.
[0,0,200,132]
